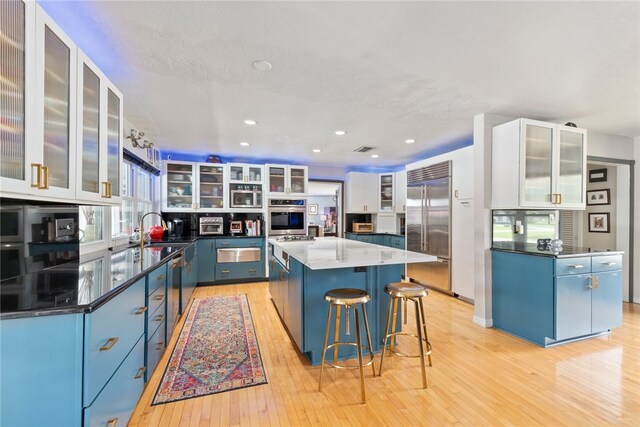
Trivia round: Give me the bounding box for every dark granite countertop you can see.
[491,242,624,258]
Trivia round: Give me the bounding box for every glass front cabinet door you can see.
[266,164,308,196]
[555,126,586,208]
[163,161,196,211]
[227,163,263,184]
[197,164,226,210]
[379,173,394,211]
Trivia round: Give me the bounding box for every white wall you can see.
[582,165,617,250]
[588,131,635,159]
[635,136,640,303]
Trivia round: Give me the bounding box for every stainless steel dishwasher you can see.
[167,254,184,339]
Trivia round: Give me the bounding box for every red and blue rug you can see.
[152,295,267,405]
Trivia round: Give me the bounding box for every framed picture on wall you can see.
[586,189,610,205]
[588,168,608,182]
[308,204,318,215]
[588,212,610,233]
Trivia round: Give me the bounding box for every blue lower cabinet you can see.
[147,264,167,296]
[555,274,592,340]
[215,261,263,281]
[181,243,197,312]
[84,278,146,405]
[216,238,262,248]
[0,314,84,427]
[390,236,405,249]
[146,318,167,381]
[592,270,623,332]
[83,336,145,427]
[197,239,216,283]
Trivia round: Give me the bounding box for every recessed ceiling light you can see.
[405,139,416,144]
[370,154,380,158]
[335,130,346,136]
[312,149,322,153]
[253,60,272,72]
[240,142,250,146]
[244,119,257,126]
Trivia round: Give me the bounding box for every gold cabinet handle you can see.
[134,367,146,379]
[101,182,110,198]
[156,275,165,281]
[155,341,164,351]
[557,193,562,204]
[588,275,599,289]
[31,163,42,188]
[153,294,165,301]
[41,166,49,189]
[134,306,147,315]
[155,314,165,322]
[99,337,119,351]
[108,181,113,198]
[106,418,118,427]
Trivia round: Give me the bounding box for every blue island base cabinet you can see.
[492,250,622,347]
[289,258,402,365]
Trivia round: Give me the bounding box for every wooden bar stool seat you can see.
[318,288,375,404]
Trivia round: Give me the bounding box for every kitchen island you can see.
[268,237,436,365]
[492,243,623,347]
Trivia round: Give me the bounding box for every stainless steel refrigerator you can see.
[406,161,452,294]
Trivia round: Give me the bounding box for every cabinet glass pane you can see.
[199,165,224,208]
[380,174,393,210]
[523,124,553,204]
[248,167,261,182]
[229,166,243,181]
[166,163,193,208]
[107,89,120,196]
[269,167,285,192]
[0,0,25,180]
[290,167,305,194]
[81,65,100,192]
[79,205,103,243]
[43,26,70,189]
[557,130,584,205]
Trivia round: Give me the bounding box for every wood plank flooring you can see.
[129,282,640,426]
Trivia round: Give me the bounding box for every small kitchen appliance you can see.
[167,218,184,237]
[352,223,374,233]
[230,221,243,234]
[199,217,223,235]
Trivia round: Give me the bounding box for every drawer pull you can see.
[588,275,600,289]
[134,307,147,315]
[99,337,119,351]
[155,341,164,351]
[156,275,165,281]
[153,294,165,301]
[249,268,257,273]
[568,264,584,269]
[601,262,617,266]
[106,418,119,427]
[134,367,147,379]
[155,314,165,322]
[221,270,230,274]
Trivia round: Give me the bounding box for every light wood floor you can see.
[129,282,640,426]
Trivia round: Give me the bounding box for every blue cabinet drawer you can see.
[215,261,264,281]
[147,304,166,341]
[215,237,263,248]
[146,319,167,382]
[147,286,166,318]
[147,264,167,296]
[555,257,591,276]
[390,236,405,249]
[83,336,145,427]
[84,278,146,406]
[591,255,622,273]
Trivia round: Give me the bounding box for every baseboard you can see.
[473,315,493,328]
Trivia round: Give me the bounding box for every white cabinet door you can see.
[287,165,308,196]
[163,161,196,211]
[378,173,394,212]
[519,119,556,208]
[228,163,263,184]
[345,172,377,213]
[452,146,474,200]
[394,170,407,213]
[266,164,308,196]
[555,126,586,208]
[196,163,226,211]
[104,81,123,204]
[451,198,474,300]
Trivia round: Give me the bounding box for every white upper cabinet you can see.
[452,145,474,200]
[163,161,196,211]
[266,164,308,196]
[75,50,123,205]
[227,163,263,184]
[394,170,407,213]
[196,163,226,211]
[492,118,586,209]
[378,173,394,212]
[345,172,378,213]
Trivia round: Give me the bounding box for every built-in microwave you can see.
[0,206,24,242]
[230,184,262,209]
[268,199,307,236]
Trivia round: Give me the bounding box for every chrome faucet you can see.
[138,212,167,251]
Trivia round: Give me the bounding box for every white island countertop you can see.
[268,237,437,270]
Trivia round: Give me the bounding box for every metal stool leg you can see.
[354,306,366,403]
[390,297,400,350]
[333,305,341,364]
[378,296,394,377]
[418,297,432,367]
[360,302,376,378]
[414,298,428,389]
[318,304,333,392]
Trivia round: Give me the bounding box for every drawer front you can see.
[391,237,405,249]
[146,319,167,382]
[556,257,591,276]
[215,261,264,281]
[215,238,263,248]
[83,336,145,427]
[84,278,146,406]
[147,285,166,317]
[217,247,261,263]
[146,302,166,342]
[147,264,167,296]
[591,255,622,273]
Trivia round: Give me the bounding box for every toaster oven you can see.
[352,223,374,233]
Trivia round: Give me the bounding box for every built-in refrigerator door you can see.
[425,177,451,259]
[406,185,424,253]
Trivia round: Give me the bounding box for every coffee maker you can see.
[167,218,184,238]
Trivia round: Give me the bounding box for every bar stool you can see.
[378,282,433,389]
[318,288,376,404]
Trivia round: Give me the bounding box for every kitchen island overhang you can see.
[267,237,436,365]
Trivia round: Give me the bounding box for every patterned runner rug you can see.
[152,295,267,405]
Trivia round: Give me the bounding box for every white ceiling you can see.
[41,0,640,169]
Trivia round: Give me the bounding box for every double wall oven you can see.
[268,199,307,236]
